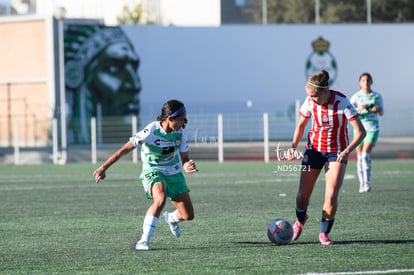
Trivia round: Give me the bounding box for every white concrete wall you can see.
[123,24,414,110]
[123,24,414,135]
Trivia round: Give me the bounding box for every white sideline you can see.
[304,269,414,275]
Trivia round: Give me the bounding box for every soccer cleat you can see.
[365,182,372,192]
[319,232,333,245]
[360,182,372,193]
[163,211,181,238]
[292,214,308,241]
[359,182,365,193]
[135,240,151,251]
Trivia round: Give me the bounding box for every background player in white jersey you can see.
[288,70,366,245]
[350,73,384,193]
[93,99,198,250]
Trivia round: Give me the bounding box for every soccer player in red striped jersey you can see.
[288,70,366,245]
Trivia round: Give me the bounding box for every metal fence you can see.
[2,106,414,164]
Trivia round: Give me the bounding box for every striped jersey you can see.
[130,121,189,175]
[299,90,359,153]
[350,90,383,131]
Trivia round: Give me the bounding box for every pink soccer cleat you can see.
[292,214,308,241]
[319,232,333,245]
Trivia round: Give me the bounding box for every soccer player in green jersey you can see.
[350,73,384,193]
[93,100,198,250]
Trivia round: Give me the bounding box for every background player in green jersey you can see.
[350,73,384,193]
[93,100,198,250]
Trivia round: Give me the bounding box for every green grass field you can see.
[1,160,413,274]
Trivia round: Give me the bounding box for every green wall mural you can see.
[64,24,141,143]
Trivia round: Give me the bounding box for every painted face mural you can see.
[64,24,141,143]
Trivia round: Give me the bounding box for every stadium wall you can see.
[123,24,414,138]
[0,21,413,150]
[0,17,54,147]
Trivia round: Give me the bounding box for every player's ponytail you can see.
[307,70,329,90]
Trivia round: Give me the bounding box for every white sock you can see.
[361,152,371,184]
[357,155,364,186]
[140,216,158,242]
[168,210,180,223]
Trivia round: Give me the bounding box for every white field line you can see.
[303,268,414,275]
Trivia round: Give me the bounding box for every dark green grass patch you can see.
[0,160,413,274]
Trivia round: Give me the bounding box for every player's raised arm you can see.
[93,141,135,184]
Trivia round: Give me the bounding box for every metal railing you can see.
[2,106,414,164]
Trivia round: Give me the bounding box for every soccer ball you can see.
[267,218,293,245]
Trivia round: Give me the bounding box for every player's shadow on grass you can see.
[330,239,414,245]
[236,241,284,247]
[237,239,414,246]
[128,239,414,251]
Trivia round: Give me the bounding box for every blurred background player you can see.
[288,70,366,245]
[93,99,198,250]
[350,73,384,193]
